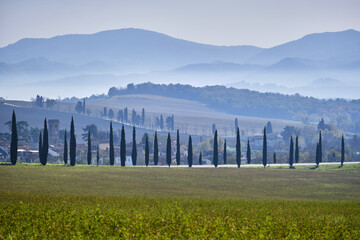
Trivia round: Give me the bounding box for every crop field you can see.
[0,164,359,238]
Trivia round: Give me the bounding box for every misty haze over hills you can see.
[0,28,359,99]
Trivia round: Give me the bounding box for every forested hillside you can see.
[108,83,360,131]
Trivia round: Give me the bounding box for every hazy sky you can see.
[0,0,359,48]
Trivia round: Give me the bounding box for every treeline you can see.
[108,83,360,130]
[9,110,346,168]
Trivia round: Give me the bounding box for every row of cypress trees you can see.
[8,111,346,167]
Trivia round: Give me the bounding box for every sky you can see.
[0,0,359,48]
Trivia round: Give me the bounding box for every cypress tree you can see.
[10,110,17,165]
[188,135,193,167]
[154,131,158,165]
[199,152,202,165]
[96,145,100,166]
[142,108,145,126]
[236,127,241,168]
[246,139,251,164]
[213,130,218,167]
[289,136,294,168]
[63,130,68,165]
[42,118,49,166]
[273,152,276,164]
[120,125,126,167]
[109,122,114,165]
[315,143,320,168]
[341,135,345,167]
[87,131,91,165]
[70,116,76,166]
[262,127,267,168]
[132,126,137,166]
[223,139,227,164]
[176,129,180,165]
[295,135,299,163]
[39,132,42,163]
[166,133,171,167]
[319,131,322,163]
[145,134,149,166]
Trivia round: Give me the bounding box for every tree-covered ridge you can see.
[108,83,360,124]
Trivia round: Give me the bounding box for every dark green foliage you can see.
[63,130,68,165]
[120,125,126,167]
[109,122,114,166]
[341,135,345,166]
[315,143,320,168]
[41,118,48,166]
[319,131,322,163]
[213,130,218,167]
[236,127,240,168]
[199,152,202,165]
[262,127,267,167]
[132,126,137,166]
[141,108,145,126]
[82,99,85,114]
[87,131,91,165]
[166,115,175,131]
[266,121,273,134]
[295,136,299,163]
[117,109,123,122]
[176,129,180,165]
[108,109,114,119]
[75,101,83,114]
[289,136,294,168]
[188,135,193,167]
[103,107,107,118]
[166,133,171,167]
[273,152,276,164]
[82,124,97,141]
[124,107,128,122]
[96,146,100,166]
[318,118,325,131]
[223,139,227,165]
[70,117,76,166]
[10,111,17,165]
[38,132,42,163]
[145,134,149,166]
[154,131,158,166]
[160,114,164,130]
[212,123,216,135]
[246,139,251,164]
[35,95,44,108]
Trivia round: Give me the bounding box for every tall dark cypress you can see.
[319,131,322,163]
[141,108,145,126]
[223,139,227,164]
[315,143,320,168]
[10,110,17,165]
[341,135,345,167]
[273,152,276,164]
[246,139,251,164]
[132,126,137,166]
[154,131,158,165]
[42,118,48,166]
[176,129,180,165]
[262,127,267,168]
[199,152,202,165]
[96,145,100,166]
[87,131,91,165]
[295,135,299,163]
[109,122,114,166]
[70,116,76,166]
[63,130,68,165]
[166,133,171,167]
[188,135,193,167]
[213,130,218,167]
[236,127,241,168]
[145,134,149,166]
[39,132,42,163]
[235,118,238,135]
[120,125,126,167]
[289,136,294,168]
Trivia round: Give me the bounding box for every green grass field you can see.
[1,164,359,239]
